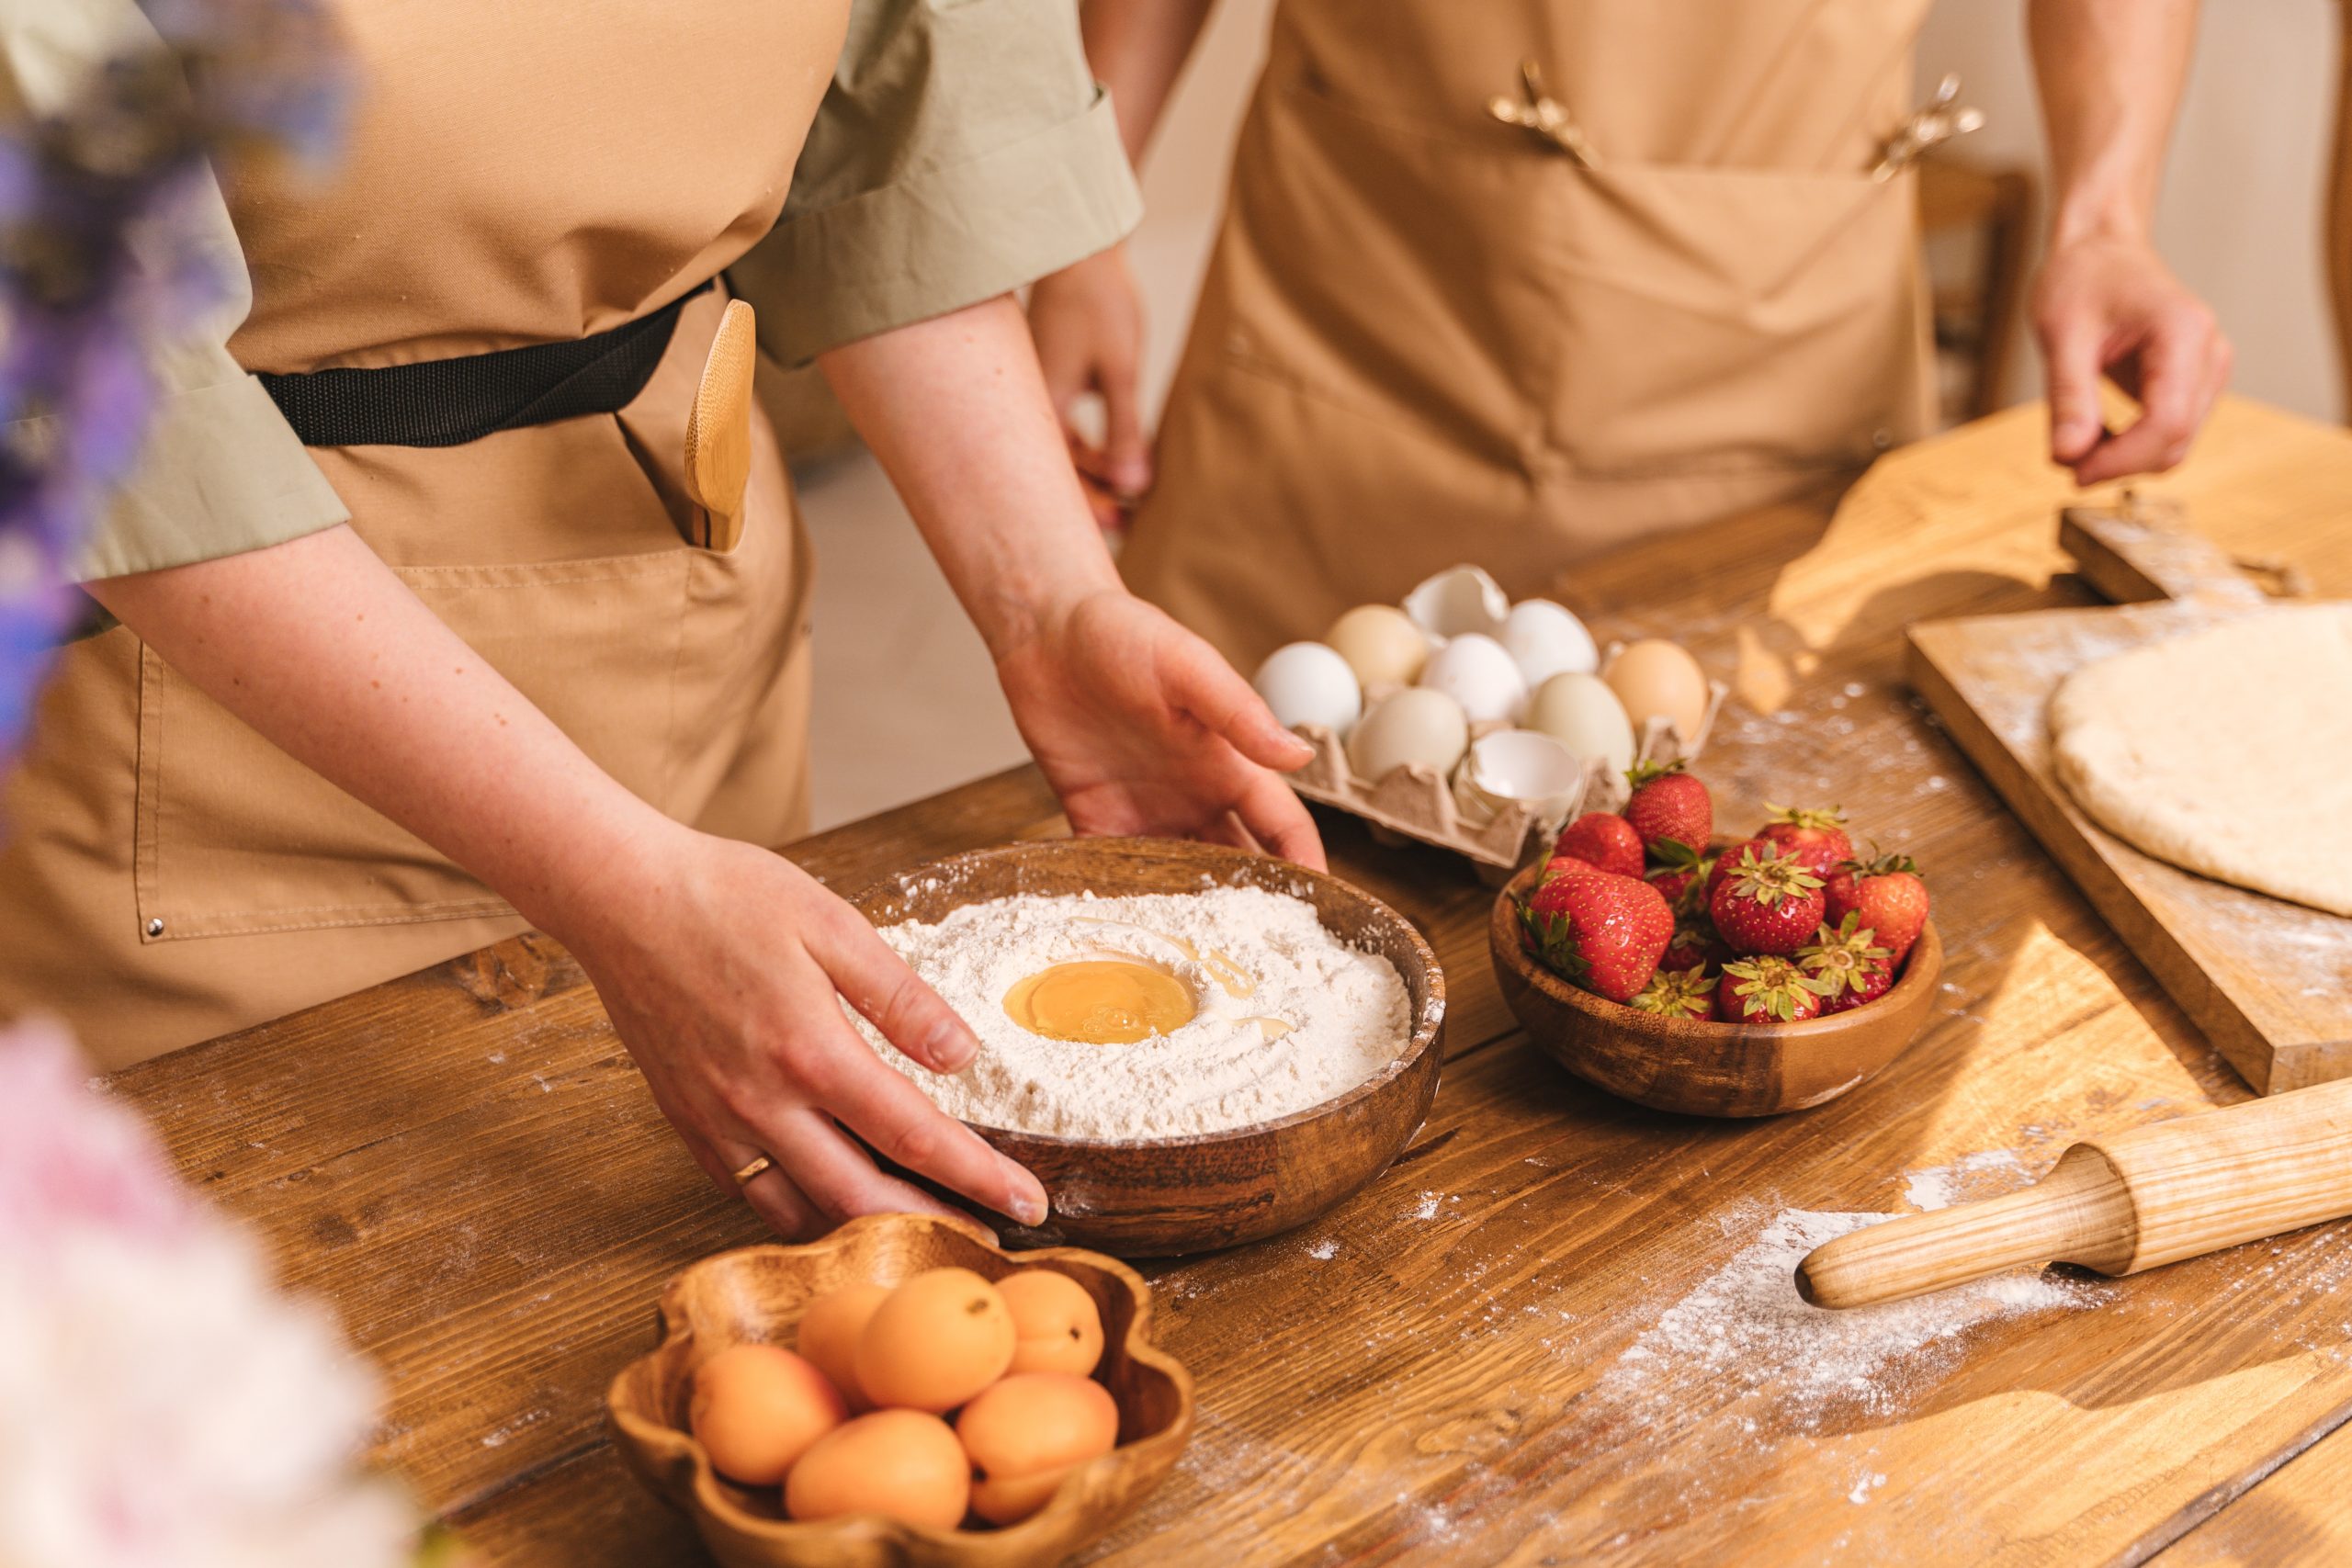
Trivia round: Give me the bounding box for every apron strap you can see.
[257,279,713,447]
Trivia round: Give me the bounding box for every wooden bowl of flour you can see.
[849,838,1445,1258]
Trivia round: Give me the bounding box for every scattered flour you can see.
[1901,1148,2029,1213]
[857,886,1410,1141]
[1600,1208,2107,1430]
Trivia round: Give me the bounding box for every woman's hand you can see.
[550,822,1050,1240]
[994,588,1327,868]
[1027,245,1150,528]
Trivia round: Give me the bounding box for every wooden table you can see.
[110,397,2352,1564]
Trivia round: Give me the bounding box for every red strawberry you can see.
[1518,870,1674,1004]
[1796,914,1894,1010]
[1714,957,1832,1023]
[1553,812,1645,879]
[1758,805,1853,876]
[1707,843,1827,957]
[1820,961,1894,1015]
[1630,964,1716,1021]
[1663,915,1734,976]
[1825,847,1930,962]
[1645,840,1716,919]
[1624,762,1713,859]
[1540,853,1601,886]
[1706,836,1771,903]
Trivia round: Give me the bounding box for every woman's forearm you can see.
[2030,0,2199,244]
[85,525,673,943]
[1081,0,1217,164]
[818,296,1123,659]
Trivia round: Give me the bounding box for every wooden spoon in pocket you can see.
[684,299,758,552]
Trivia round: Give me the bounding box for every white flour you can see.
[857,886,1411,1140]
[1600,1206,2108,1430]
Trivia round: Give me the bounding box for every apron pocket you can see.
[1544,160,1931,479]
[1212,75,1929,488]
[133,549,692,942]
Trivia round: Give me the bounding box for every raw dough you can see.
[2049,606,2352,918]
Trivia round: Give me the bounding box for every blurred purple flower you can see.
[0,0,343,760]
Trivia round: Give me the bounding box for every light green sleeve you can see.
[2,0,348,583]
[729,0,1144,367]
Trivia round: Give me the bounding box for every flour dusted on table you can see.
[855,886,1412,1140]
[1600,1206,2106,1431]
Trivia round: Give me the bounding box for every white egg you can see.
[1250,642,1363,736]
[1347,688,1469,781]
[1416,633,1526,725]
[1498,600,1598,687]
[1524,672,1635,773]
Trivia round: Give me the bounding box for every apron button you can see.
[145,918,165,938]
[1871,428,1894,451]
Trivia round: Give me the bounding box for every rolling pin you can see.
[1797,1078,2352,1309]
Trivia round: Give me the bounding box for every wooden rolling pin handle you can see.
[1796,1145,2134,1310]
[1799,1079,2352,1310]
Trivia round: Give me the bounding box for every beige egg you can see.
[956,1373,1121,1525]
[1524,672,1635,773]
[1603,638,1711,743]
[785,1409,969,1529]
[796,1282,888,1413]
[855,1268,1015,1415]
[1324,604,1429,688]
[998,1269,1105,1377]
[688,1344,847,1486]
[1346,688,1469,781]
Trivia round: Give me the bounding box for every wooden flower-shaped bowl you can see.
[606,1213,1193,1568]
[1487,859,1943,1118]
[850,838,1445,1257]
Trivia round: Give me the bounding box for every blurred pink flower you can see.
[0,1018,190,1247]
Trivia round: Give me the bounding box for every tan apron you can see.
[0,1,852,1068]
[1120,0,1939,669]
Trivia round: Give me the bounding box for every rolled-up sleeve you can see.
[3,0,347,583]
[729,0,1144,367]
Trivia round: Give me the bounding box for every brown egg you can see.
[855,1268,1015,1414]
[784,1409,969,1529]
[955,1372,1121,1524]
[687,1344,846,1486]
[998,1269,1105,1377]
[796,1282,888,1413]
[1602,638,1710,744]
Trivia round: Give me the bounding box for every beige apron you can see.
[1121,0,1939,669]
[0,1,852,1067]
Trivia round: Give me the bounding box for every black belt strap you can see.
[257,280,712,448]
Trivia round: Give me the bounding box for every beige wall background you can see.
[1124,0,2346,424]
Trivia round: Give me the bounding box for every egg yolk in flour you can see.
[1001,961,1195,1044]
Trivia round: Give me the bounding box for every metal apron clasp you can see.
[1871,73,1984,181]
[1487,59,1601,167]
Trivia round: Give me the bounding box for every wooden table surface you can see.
[109,397,2352,1565]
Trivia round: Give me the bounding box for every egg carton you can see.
[1287,641,1730,886]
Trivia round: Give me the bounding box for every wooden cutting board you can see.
[1906,496,2352,1095]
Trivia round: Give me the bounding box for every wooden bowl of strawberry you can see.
[1487,766,1942,1118]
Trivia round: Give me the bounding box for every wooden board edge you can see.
[1903,622,2278,1095]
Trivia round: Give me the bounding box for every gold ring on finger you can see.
[731,1154,774,1186]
